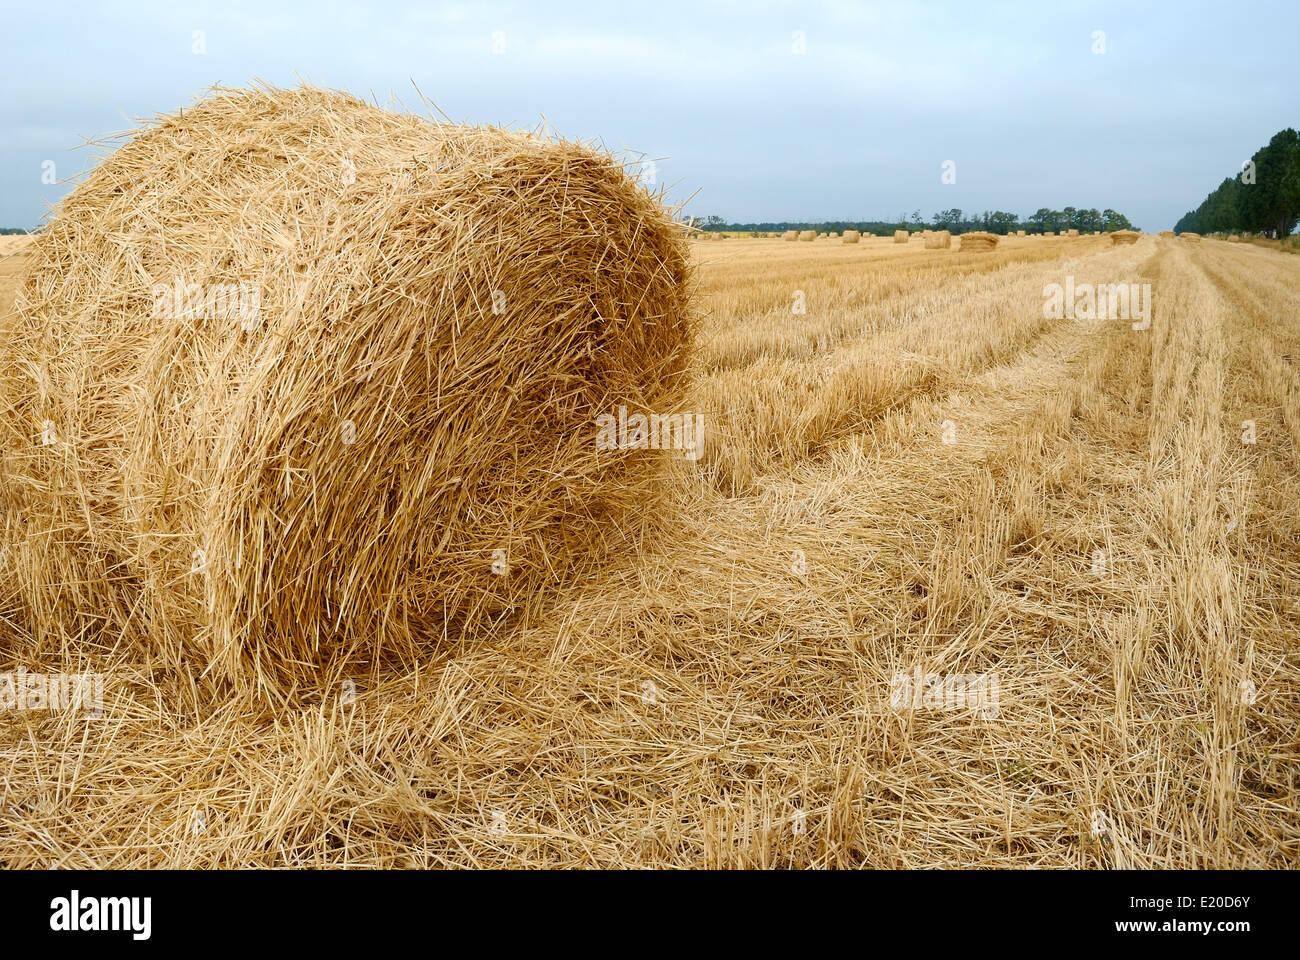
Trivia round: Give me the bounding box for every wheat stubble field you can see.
[1,228,1297,869]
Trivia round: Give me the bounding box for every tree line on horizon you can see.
[1174,129,1300,237]
[695,207,1136,235]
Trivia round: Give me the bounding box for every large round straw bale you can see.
[1016,230,1026,236]
[923,229,951,249]
[1227,234,1241,242]
[893,230,909,243]
[1,85,693,696]
[1067,228,1079,237]
[1110,229,1140,245]
[958,231,998,252]
[842,229,860,244]
[798,230,815,241]
[783,230,797,241]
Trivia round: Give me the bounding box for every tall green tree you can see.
[1175,129,1300,237]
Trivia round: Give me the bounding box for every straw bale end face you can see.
[1,85,694,698]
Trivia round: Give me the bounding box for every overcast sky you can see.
[2,0,1297,230]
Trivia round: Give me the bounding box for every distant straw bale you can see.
[958,231,998,252]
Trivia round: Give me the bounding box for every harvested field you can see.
[3,221,1296,868]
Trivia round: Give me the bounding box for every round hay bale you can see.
[1,85,693,696]
[798,230,815,241]
[842,229,861,244]
[893,230,909,244]
[1016,230,1026,237]
[958,231,998,252]
[1110,229,1140,245]
[923,229,951,249]
[1227,234,1241,242]
[783,230,798,241]
[1067,228,1079,237]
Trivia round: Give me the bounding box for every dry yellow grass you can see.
[2,211,1297,868]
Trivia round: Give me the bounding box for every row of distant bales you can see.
[687,228,1228,250]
